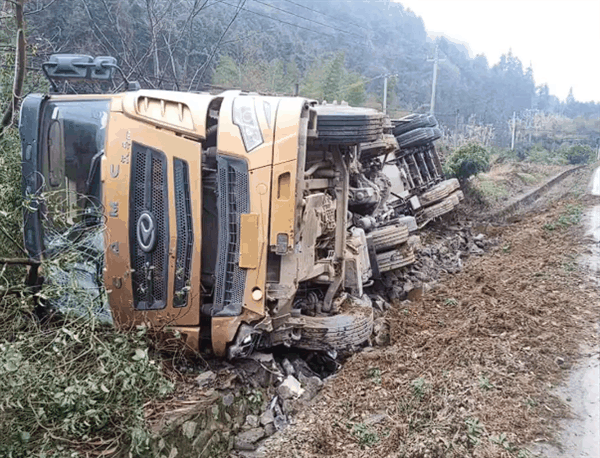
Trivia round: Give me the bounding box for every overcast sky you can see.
[396,0,600,103]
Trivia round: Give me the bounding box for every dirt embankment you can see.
[256,175,599,457]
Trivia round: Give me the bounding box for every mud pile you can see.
[378,223,498,302]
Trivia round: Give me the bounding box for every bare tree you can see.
[0,0,26,136]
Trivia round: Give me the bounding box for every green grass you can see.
[543,204,583,231]
[349,422,380,448]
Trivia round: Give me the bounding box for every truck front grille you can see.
[173,158,193,308]
[129,143,169,310]
[212,156,249,317]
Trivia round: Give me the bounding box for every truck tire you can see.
[375,244,416,272]
[368,224,409,252]
[315,105,384,144]
[396,127,442,149]
[295,303,374,352]
[448,190,464,205]
[392,114,437,136]
[419,178,461,206]
[419,193,457,221]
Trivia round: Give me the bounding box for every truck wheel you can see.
[392,114,437,136]
[396,127,442,149]
[419,178,461,206]
[315,105,384,144]
[368,224,409,252]
[295,301,374,352]
[448,190,464,205]
[375,244,416,272]
[419,193,457,221]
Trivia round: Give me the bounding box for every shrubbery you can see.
[443,143,491,181]
[562,144,596,165]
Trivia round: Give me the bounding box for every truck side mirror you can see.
[44,54,94,79]
[92,56,117,81]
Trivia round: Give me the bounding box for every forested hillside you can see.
[2,0,599,146]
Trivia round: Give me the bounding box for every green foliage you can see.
[0,127,25,280]
[0,293,174,457]
[300,52,366,106]
[562,144,595,165]
[212,54,300,94]
[349,422,380,448]
[443,143,490,181]
[478,375,495,391]
[525,144,568,165]
[367,367,382,385]
[411,377,429,400]
[543,204,583,231]
[465,417,484,445]
[0,289,174,457]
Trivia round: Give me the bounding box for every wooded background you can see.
[1,0,599,147]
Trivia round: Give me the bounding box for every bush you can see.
[443,143,490,181]
[562,145,595,165]
[0,293,174,457]
[526,144,568,165]
[0,127,27,283]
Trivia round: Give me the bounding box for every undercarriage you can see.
[226,104,463,358]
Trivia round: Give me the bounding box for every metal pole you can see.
[511,111,517,150]
[429,45,440,115]
[383,76,388,114]
[454,108,459,147]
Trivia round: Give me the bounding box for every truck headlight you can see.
[232,97,263,152]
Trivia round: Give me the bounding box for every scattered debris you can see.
[277,375,305,400]
[195,370,217,388]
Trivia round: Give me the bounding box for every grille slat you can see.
[129,143,169,310]
[212,156,249,317]
[173,159,193,308]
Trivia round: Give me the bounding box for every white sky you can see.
[396,0,600,103]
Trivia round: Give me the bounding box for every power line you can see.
[221,27,275,44]
[188,0,248,90]
[278,0,370,32]
[218,0,337,38]
[251,0,365,39]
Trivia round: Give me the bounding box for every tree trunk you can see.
[0,0,26,135]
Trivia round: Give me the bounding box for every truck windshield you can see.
[39,99,110,255]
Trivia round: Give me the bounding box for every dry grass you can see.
[260,196,599,458]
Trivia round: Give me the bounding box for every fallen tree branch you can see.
[0,257,40,266]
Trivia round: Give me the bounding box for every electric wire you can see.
[187,0,248,90]
[218,0,337,38]
[278,0,371,32]
[251,0,365,39]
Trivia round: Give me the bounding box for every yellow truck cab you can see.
[21,55,461,358]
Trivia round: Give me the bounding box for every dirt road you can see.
[253,166,600,458]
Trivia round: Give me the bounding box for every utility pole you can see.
[454,108,459,147]
[427,44,445,115]
[383,76,388,114]
[511,111,517,150]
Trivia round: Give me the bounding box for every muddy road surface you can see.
[246,166,600,458]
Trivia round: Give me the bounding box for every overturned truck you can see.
[20,55,462,359]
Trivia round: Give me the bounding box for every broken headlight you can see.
[232,97,263,152]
